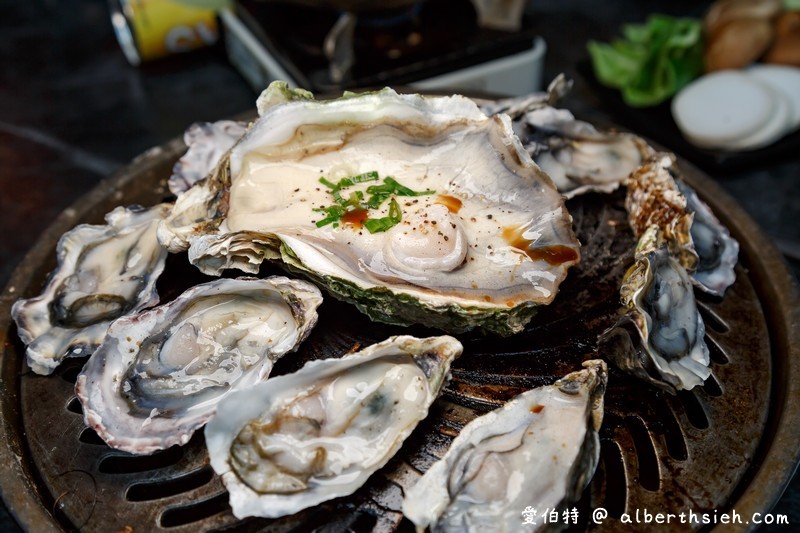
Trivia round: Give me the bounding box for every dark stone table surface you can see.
[0,0,796,530]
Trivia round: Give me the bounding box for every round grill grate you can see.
[1,133,797,532]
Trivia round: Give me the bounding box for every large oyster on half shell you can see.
[12,203,171,375]
[159,82,580,336]
[76,276,322,455]
[403,360,607,532]
[205,335,462,519]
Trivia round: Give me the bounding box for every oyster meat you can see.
[160,82,580,336]
[204,335,463,519]
[76,276,322,455]
[675,179,739,296]
[169,120,247,195]
[12,203,171,375]
[402,360,607,532]
[599,226,711,392]
[519,106,653,199]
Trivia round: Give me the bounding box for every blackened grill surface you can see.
[0,133,794,532]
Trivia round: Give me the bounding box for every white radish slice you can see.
[746,64,800,129]
[724,83,793,150]
[671,71,774,146]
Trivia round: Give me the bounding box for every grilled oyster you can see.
[12,204,171,375]
[625,153,698,271]
[402,360,607,532]
[520,106,653,199]
[205,335,462,519]
[627,154,738,296]
[159,82,580,336]
[169,120,247,195]
[675,179,739,296]
[599,226,710,392]
[75,276,322,455]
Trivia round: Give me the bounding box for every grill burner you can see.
[1,124,798,531]
[234,0,537,91]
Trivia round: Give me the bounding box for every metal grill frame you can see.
[0,131,798,532]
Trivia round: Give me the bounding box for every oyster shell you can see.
[625,153,698,271]
[599,226,710,392]
[12,203,171,375]
[159,83,580,336]
[479,74,573,118]
[402,360,607,532]
[675,179,739,296]
[75,276,322,455]
[169,120,247,195]
[627,154,738,296]
[205,335,462,519]
[520,106,653,199]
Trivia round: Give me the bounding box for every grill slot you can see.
[599,440,627,518]
[98,447,184,474]
[703,373,724,397]
[159,491,229,528]
[625,416,660,492]
[78,427,106,446]
[697,301,730,333]
[706,334,731,365]
[66,396,82,415]
[677,390,710,430]
[126,467,215,502]
[650,396,688,461]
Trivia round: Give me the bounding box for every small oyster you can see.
[205,335,462,519]
[75,276,322,455]
[625,153,697,271]
[675,179,739,296]
[402,360,607,532]
[12,204,171,375]
[627,154,738,296]
[599,227,710,392]
[169,120,247,195]
[159,82,580,336]
[520,106,653,199]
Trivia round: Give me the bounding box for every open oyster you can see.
[159,82,580,336]
[519,106,653,199]
[599,227,710,392]
[675,179,739,296]
[12,204,171,375]
[169,120,247,195]
[205,335,462,519]
[75,276,322,455]
[403,360,607,532]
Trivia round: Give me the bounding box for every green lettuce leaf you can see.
[588,14,704,107]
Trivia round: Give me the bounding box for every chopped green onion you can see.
[313,171,432,230]
[349,171,379,184]
[364,198,402,233]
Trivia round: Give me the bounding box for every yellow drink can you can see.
[109,0,219,65]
